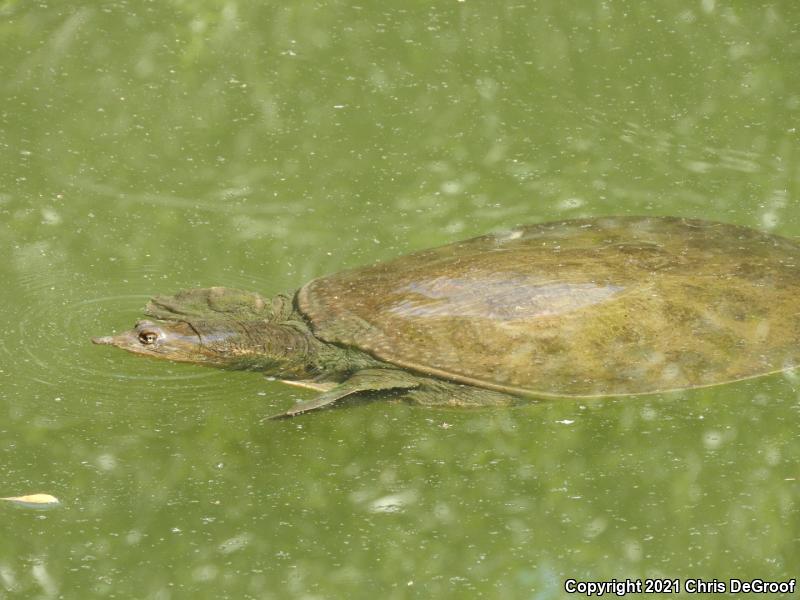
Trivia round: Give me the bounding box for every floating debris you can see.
[1,494,61,508]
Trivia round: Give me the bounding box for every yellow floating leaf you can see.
[1,493,61,507]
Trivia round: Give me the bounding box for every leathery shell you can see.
[298,217,800,398]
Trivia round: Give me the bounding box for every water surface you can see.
[1,1,798,598]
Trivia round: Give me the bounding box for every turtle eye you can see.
[138,331,158,345]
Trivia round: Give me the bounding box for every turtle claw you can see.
[264,410,295,420]
[266,395,341,419]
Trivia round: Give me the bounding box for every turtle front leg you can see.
[267,369,520,418]
[267,368,422,419]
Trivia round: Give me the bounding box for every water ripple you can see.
[2,267,282,411]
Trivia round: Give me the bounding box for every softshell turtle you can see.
[93,216,800,418]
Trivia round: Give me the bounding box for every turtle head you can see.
[92,287,315,373]
[92,318,211,364]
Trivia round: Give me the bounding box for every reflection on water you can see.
[73,177,308,216]
[0,261,281,413]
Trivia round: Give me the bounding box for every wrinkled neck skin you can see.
[201,306,381,380]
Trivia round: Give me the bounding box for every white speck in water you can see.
[557,197,584,210]
[556,419,575,425]
[640,406,658,421]
[32,561,57,598]
[96,453,117,471]
[685,160,712,173]
[0,564,17,590]
[440,180,462,195]
[368,491,417,513]
[219,533,252,554]
[703,430,723,450]
[760,211,779,230]
[584,517,607,539]
[126,530,143,545]
[624,539,643,562]
[192,565,218,582]
[41,208,61,225]
[764,445,781,466]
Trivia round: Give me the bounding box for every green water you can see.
[1,1,799,598]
